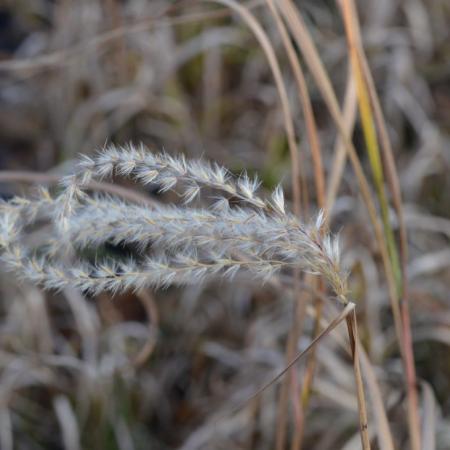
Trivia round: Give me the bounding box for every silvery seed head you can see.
[0,145,347,300]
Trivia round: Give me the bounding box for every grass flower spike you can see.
[0,145,347,300]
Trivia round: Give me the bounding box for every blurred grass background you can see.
[0,0,449,449]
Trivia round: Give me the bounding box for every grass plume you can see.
[0,145,347,299]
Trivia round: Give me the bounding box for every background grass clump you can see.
[0,0,449,449]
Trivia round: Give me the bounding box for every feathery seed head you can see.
[0,145,347,300]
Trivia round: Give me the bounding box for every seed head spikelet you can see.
[0,145,347,299]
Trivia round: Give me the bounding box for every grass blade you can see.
[233,302,356,411]
[359,349,395,450]
[346,309,371,450]
[207,0,303,216]
[326,62,357,211]
[421,382,437,450]
[338,1,420,448]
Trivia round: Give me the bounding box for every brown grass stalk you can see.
[204,3,308,447]
[207,0,302,216]
[234,301,371,449]
[276,3,407,448]
[346,309,371,450]
[303,303,395,449]
[338,1,420,448]
[264,1,328,446]
[278,0,404,377]
[325,63,357,210]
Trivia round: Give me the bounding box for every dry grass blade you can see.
[295,289,323,449]
[277,0,401,337]
[338,1,420,448]
[277,5,408,443]
[421,382,437,450]
[277,0,390,249]
[263,1,326,446]
[273,282,308,450]
[265,0,325,210]
[303,300,393,450]
[299,284,322,400]
[0,406,12,450]
[359,349,395,450]
[338,0,402,293]
[205,2,305,447]
[53,396,81,450]
[358,24,419,450]
[133,290,159,368]
[353,13,409,278]
[206,0,302,216]
[231,302,356,412]
[242,301,371,450]
[346,310,371,450]
[326,63,357,211]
